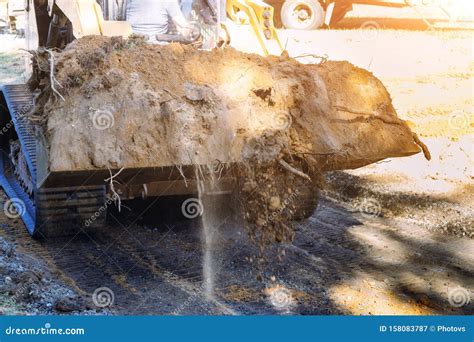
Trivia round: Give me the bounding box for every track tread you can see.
[1,85,107,238]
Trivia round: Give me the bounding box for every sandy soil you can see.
[0,8,472,315]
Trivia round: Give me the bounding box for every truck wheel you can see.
[281,0,325,30]
[290,185,319,220]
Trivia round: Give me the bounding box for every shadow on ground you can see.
[2,185,471,315]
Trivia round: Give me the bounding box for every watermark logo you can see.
[0,103,34,137]
[84,191,122,227]
[3,198,26,219]
[181,198,204,219]
[274,112,293,130]
[448,110,471,130]
[4,322,85,336]
[267,286,294,309]
[262,189,300,227]
[358,198,382,218]
[448,287,471,307]
[91,108,115,130]
[359,21,381,41]
[172,280,211,315]
[92,287,115,308]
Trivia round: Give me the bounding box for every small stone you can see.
[242,182,257,192]
[184,83,212,102]
[102,69,123,88]
[269,196,281,211]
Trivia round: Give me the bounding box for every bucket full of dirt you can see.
[28,35,428,174]
[25,36,429,245]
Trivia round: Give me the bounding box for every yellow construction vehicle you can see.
[0,0,289,237]
[25,0,284,56]
[225,0,283,56]
[0,0,424,238]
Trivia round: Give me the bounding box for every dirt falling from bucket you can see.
[201,217,215,300]
[196,165,226,300]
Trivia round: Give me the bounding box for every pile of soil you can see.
[28,36,428,247]
[0,236,99,314]
[29,36,426,172]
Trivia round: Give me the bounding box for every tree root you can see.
[44,49,65,102]
[412,132,431,160]
[105,167,125,212]
[279,159,311,181]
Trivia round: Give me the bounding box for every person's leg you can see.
[219,0,226,22]
[181,0,193,19]
[8,16,16,33]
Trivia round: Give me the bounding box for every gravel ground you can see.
[0,233,107,315]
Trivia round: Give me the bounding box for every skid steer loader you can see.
[0,0,291,238]
[0,0,426,239]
